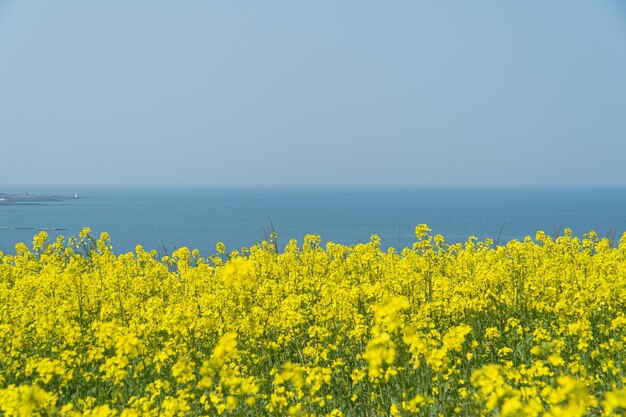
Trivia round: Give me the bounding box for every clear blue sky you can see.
[1,1,625,186]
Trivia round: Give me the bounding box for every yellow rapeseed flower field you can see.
[1,226,626,416]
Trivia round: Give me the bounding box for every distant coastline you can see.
[0,192,77,205]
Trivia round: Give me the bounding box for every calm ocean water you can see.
[1,186,626,255]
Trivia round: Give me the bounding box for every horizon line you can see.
[2,184,626,189]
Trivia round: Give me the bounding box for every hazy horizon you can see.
[3,184,626,195]
[1,1,626,187]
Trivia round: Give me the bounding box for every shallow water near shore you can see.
[1,186,625,255]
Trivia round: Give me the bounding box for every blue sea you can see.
[1,186,626,255]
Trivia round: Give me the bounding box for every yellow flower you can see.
[415,224,432,239]
[2,227,625,414]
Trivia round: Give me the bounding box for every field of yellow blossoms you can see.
[1,225,626,416]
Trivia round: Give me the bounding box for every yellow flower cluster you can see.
[0,226,626,416]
